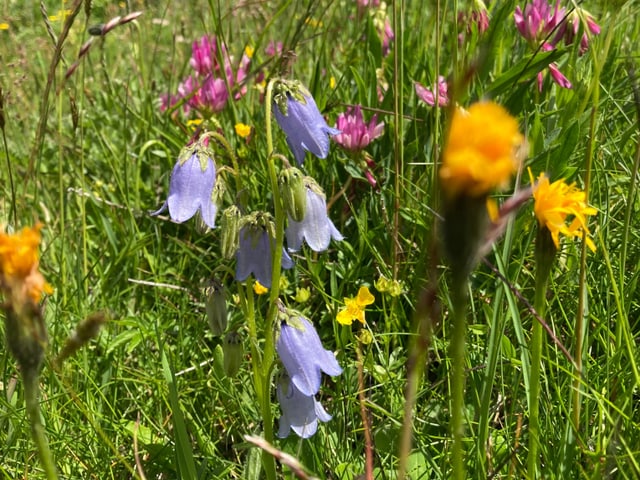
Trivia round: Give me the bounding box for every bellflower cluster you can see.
[161,35,251,116]
[285,177,344,252]
[514,1,600,91]
[276,311,342,438]
[273,81,340,165]
[153,136,220,229]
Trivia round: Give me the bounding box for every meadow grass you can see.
[1,0,639,478]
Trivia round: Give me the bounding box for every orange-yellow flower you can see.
[253,280,268,295]
[235,123,251,138]
[336,286,375,325]
[440,102,524,197]
[530,170,597,252]
[0,224,53,304]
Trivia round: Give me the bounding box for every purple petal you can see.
[166,155,216,223]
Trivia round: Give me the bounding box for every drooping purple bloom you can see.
[334,105,384,152]
[276,316,342,396]
[153,144,218,228]
[277,376,332,439]
[273,89,340,165]
[415,76,449,107]
[235,219,294,287]
[286,180,343,252]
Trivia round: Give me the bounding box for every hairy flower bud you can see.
[205,280,227,336]
[279,167,307,222]
[220,206,241,259]
[223,331,243,377]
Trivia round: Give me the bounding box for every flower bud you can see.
[279,167,307,222]
[223,331,243,377]
[205,281,227,336]
[220,206,241,259]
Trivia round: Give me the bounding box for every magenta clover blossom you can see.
[333,105,384,152]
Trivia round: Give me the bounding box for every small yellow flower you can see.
[235,123,251,138]
[337,286,375,325]
[440,102,523,198]
[530,169,597,252]
[253,281,269,295]
[48,9,72,22]
[0,22,9,30]
[187,118,203,131]
[329,76,336,89]
[0,224,53,304]
[244,45,254,59]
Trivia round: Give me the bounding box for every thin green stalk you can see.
[527,271,548,478]
[391,0,403,280]
[355,341,374,480]
[449,274,467,480]
[23,369,59,480]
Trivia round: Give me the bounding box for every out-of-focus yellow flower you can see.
[329,76,336,89]
[0,22,9,30]
[0,224,53,304]
[235,123,251,138]
[187,118,203,131]
[530,169,597,252]
[253,281,269,295]
[440,102,523,198]
[244,45,254,58]
[374,275,403,297]
[337,286,375,325]
[49,9,72,22]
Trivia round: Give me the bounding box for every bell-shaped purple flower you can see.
[286,179,343,252]
[276,316,342,396]
[235,214,294,287]
[273,83,340,165]
[153,141,218,228]
[277,376,332,439]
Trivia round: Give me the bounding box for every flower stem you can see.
[23,368,59,480]
[355,341,374,480]
[449,274,468,480]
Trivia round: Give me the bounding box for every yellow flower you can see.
[329,76,336,89]
[337,286,375,325]
[0,22,9,30]
[253,281,269,295]
[48,9,72,22]
[530,169,597,252]
[244,45,254,59]
[235,123,251,138]
[187,118,203,131]
[440,102,524,198]
[0,224,53,304]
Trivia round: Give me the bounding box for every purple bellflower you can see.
[235,213,294,288]
[276,315,342,397]
[273,81,340,165]
[286,178,343,252]
[153,138,218,228]
[277,375,332,439]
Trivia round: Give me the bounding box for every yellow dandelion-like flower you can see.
[337,286,375,325]
[253,280,269,295]
[0,224,53,304]
[235,123,251,138]
[0,22,9,30]
[530,169,597,252]
[440,102,524,198]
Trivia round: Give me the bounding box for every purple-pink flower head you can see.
[276,315,342,397]
[334,105,384,152]
[152,137,219,228]
[514,0,565,45]
[457,0,489,43]
[415,76,449,107]
[273,81,340,165]
[560,9,601,55]
[277,375,332,439]
[235,213,294,288]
